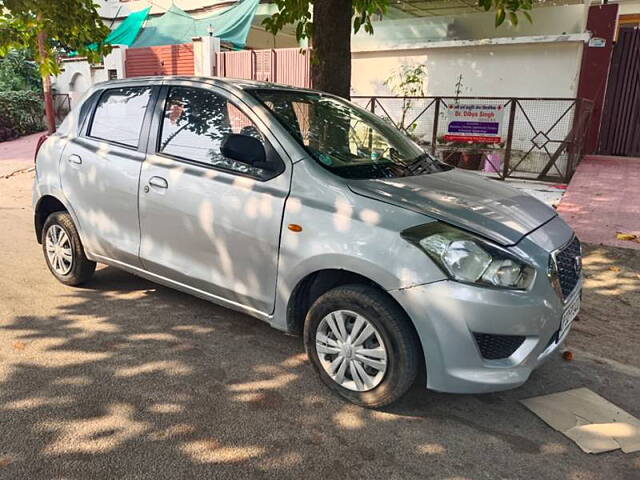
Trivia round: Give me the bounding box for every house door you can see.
[598,27,640,156]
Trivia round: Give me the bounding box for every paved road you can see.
[1,170,639,479]
[0,132,43,178]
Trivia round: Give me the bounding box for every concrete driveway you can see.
[1,168,639,479]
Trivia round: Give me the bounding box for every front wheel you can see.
[42,211,96,286]
[304,284,420,408]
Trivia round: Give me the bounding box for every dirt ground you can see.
[571,244,640,369]
[1,171,639,480]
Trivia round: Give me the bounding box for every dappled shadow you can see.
[1,265,639,479]
[1,267,309,477]
[565,243,640,369]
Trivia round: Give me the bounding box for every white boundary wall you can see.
[52,46,127,107]
[350,5,589,98]
[51,37,219,106]
[351,37,587,98]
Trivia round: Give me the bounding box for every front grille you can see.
[545,329,560,350]
[473,333,526,360]
[554,236,582,299]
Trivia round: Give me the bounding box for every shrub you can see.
[0,90,44,138]
[0,127,19,142]
[0,50,42,92]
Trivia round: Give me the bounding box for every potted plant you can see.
[437,134,463,166]
[483,142,504,174]
[437,138,499,171]
[461,141,505,170]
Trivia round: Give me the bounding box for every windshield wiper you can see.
[402,153,451,176]
[402,154,432,175]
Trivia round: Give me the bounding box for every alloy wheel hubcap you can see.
[315,310,388,392]
[45,225,73,275]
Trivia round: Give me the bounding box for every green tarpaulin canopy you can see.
[85,6,150,51]
[104,6,151,46]
[132,0,259,49]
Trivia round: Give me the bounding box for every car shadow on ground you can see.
[1,266,638,479]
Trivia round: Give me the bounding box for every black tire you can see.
[42,211,96,286]
[304,284,420,408]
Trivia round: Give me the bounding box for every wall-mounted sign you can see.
[444,103,504,143]
[588,37,606,48]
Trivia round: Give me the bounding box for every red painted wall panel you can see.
[273,48,312,89]
[216,48,311,88]
[577,4,619,154]
[125,44,195,78]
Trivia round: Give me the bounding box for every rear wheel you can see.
[42,212,95,286]
[304,284,420,408]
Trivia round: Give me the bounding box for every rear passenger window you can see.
[89,87,152,148]
[159,86,271,179]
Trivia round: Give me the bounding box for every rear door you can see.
[138,83,291,314]
[60,85,158,266]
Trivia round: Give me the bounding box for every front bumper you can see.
[389,278,580,394]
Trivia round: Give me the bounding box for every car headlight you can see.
[401,222,535,290]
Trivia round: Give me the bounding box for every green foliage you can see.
[263,0,533,42]
[384,64,426,97]
[384,64,427,133]
[478,0,534,27]
[0,0,111,77]
[0,90,44,136]
[263,0,389,42]
[453,73,467,103]
[0,49,41,91]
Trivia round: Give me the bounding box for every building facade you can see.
[51,0,638,154]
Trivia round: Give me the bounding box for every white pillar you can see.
[114,45,127,79]
[103,45,127,79]
[193,35,220,77]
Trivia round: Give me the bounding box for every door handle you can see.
[68,154,82,165]
[148,176,168,189]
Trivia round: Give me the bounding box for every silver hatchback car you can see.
[33,77,582,407]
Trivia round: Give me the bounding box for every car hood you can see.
[347,169,557,246]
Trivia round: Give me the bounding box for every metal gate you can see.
[352,96,593,182]
[598,27,640,156]
[52,94,71,124]
[125,43,195,78]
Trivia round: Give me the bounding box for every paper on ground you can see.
[520,387,640,454]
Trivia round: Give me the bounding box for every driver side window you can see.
[159,86,269,178]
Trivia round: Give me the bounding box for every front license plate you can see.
[561,292,581,337]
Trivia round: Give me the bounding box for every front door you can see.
[60,85,156,266]
[138,85,291,314]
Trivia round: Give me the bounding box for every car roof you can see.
[92,76,318,95]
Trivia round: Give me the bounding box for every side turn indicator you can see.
[288,224,303,232]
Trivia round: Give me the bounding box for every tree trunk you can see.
[37,29,56,134]
[311,0,352,99]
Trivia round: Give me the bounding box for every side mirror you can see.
[221,133,266,166]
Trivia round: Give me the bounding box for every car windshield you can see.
[249,89,451,180]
